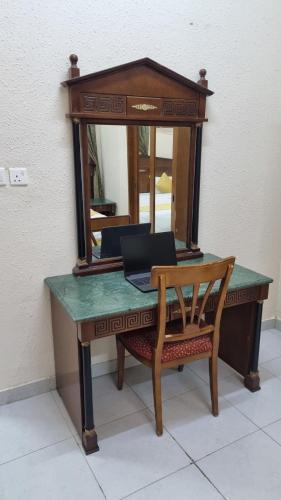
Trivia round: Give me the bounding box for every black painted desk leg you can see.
[79,341,99,453]
[244,300,263,392]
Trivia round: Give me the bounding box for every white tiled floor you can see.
[1,329,281,500]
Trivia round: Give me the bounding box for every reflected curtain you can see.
[138,126,149,156]
[87,125,104,199]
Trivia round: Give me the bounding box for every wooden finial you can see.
[69,54,80,78]
[198,68,208,88]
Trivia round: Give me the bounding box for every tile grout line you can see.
[98,371,281,462]
[51,363,281,499]
[98,370,262,459]
[119,464,193,500]
[124,367,209,407]
[260,353,281,364]
[219,376,281,431]
[154,401,261,490]
[144,407,229,500]
[50,392,107,499]
[194,428,260,463]
[218,387,264,429]
[0,437,72,468]
[261,426,281,449]
[193,462,228,500]
[193,425,281,497]
[76,441,107,500]
[96,374,196,499]
[261,415,281,430]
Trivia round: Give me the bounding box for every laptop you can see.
[121,231,177,292]
[92,223,151,259]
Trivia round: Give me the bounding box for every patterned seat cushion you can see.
[120,329,212,363]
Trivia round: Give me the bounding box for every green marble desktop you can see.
[45,254,273,323]
[91,197,115,206]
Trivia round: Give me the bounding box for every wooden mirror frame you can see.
[61,55,214,276]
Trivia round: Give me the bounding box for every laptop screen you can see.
[121,231,177,276]
[100,223,151,258]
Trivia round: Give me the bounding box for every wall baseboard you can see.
[261,318,276,331]
[91,354,139,378]
[1,318,280,406]
[0,376,56,406]
[276,318,281,332]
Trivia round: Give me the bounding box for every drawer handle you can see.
[131,103,158,111]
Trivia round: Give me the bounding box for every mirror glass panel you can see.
[155,127,173,233]
[88,124,191,262]
[138,126,150,228]
[89,125,129,260]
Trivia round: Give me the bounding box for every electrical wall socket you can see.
[0,168,7,186]
[9,168,28,186]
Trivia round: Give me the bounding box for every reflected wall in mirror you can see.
[128,125,191,251]
[89,124,192,262]
[138,127,173,234]
[89,125,130,260]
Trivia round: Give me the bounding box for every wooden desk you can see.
[90,197,116,216]
[45,253,272,454]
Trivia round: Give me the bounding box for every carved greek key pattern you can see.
[109,316,125,332]
[82,94,125,114]
[204,288,260,312]
[225,288,260,307]
[93,309,157,338]
[163,100,197,116]
[92,287,262,338]
[95,320,108,336]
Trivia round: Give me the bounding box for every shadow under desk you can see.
[45,253,273,454]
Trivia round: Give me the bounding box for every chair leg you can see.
[152,363,163,436]
[116,336,125,390]
[178,364,184,372]
[209,357,218,416]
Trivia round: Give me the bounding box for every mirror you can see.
[63,55,213,274]
[89,124,129,259]
[89,124,191,262]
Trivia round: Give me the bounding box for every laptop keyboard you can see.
[132,276,150,286]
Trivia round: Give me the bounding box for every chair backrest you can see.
[90,214,131,232]
[150,257,235,357]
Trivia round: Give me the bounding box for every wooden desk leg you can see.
[244,300,263,392]
[209,299,263,393]
[80,341,99,454]
[51,294,99,455]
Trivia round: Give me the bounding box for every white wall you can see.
[98,125,129,215]
[156,128,173,159]
[1,0,281,390]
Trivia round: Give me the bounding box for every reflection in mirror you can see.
[88,125,129,260]
[138,126,173,233]
[137,126,190,249]
[138,126,151,229]
[155,127,173,233]
[171,127,191,249]
[88,124,191,263]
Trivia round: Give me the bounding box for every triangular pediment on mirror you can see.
[62,56,214,123]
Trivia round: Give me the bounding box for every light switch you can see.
[0,168,7,186]
[9,167,28,186]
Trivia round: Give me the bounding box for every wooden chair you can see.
[116,257,235,436]
[90,214,130,232]
[91,214,131,247]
